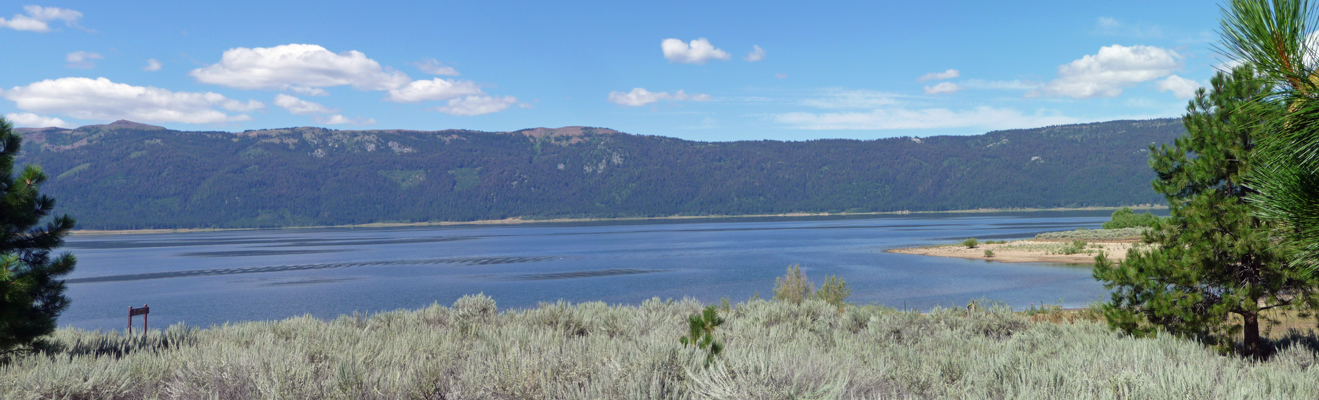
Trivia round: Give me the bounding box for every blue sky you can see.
[1,1,1227,141]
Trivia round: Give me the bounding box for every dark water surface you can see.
[60,211,1125,331]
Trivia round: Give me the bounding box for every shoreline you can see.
[886,239,1145,265]
[70,205,1166,236]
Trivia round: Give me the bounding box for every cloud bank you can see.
[4,112,74,128]
[190,44,411,91]
[608,88,711,106]
[1030,44,1182,98]
[5,77,262,124]
[273,94,335,115]
[434,96,517,116]
[0,6,83,32]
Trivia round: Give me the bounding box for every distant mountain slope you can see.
[14,119,1183,229]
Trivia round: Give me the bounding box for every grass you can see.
[3,295,1319,399]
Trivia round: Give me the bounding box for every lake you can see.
[59,211,1128,331]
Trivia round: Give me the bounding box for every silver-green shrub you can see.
[1036,227,1150,240]
[2,296,1318,399]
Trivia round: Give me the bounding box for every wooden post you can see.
[128,304,150,335]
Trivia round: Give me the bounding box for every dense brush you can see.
[2,295,1318,399]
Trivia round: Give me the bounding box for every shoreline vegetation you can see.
[5,296,1318,398]
[69,205,1166,236]
[886,227,1152,264]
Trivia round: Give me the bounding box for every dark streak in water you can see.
[262,277,358,286]
[67,256,560,284]
[67,236,475,250]
[262,236,476,248]
[494,268,664,281]
[180,249,350,257]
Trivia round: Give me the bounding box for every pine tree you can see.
[1093,66,1319,358]
[1219,0,1319,278]
[0,117,77,357]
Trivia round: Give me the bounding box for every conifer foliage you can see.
[0,117,77,356]
[1093,66,1319,358]
[1219,0,1319,277]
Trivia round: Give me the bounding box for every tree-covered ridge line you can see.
[14,118,1182,229]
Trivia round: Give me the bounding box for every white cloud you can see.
[319,114,375,125]
[1029,44,1182,98]
[773,106,1077,130]
[384,78,485,103]
[661,38,731,65]
[289,86,329,96]
[65,51,102,69]
[960,79,1037,90]
[4,112,74,128]
[4,77,261,124]
[0,6,82,32]
[800,89,900,109]
[273,94,335,115]
[744,45,765,62]
[413,59,460,76]
[222,99,264,112]
[924,82,962,95]
[917,69,960,82]
[190,44,411,91]
[434,95,518,116]
[1155,75,1202,99]
[607,88,711,106]
[144,59,162,72]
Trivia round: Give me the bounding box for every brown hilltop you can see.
[84,120,167,131]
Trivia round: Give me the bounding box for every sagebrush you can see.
[3,295,1319,399]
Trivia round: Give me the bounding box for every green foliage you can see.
[1035,227,1149,240]
[1058,240,1088,255]
[11,119,1182,229]
[1101,207,1162,229]
[1094,65,1319,358]
[772,264,814,305]
[772,264,850,312]
[816,275,852,310]
[0,118,77,359]
[984,249,995,258]
[961,238,979,248]
[1220,0,1319,277]
[679,306,725,367]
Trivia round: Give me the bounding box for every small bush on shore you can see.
[1102,207,1163,229]
[962,238,979,248]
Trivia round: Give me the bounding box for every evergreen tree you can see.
[1219,0,1319,277]
[1093,66,1319,358]
[0,117,77,357]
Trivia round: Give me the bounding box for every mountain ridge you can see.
[13,118,1184,229]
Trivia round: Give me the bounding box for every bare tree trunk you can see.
[1243,311,1262,359]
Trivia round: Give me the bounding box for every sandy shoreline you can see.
[69,205,1165,236]
[886,239,1146,265]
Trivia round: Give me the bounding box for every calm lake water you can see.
[60,211,1132,331]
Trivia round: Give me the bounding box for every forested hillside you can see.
[14,119,1181,229]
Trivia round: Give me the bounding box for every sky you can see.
[0,1,1230,141]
